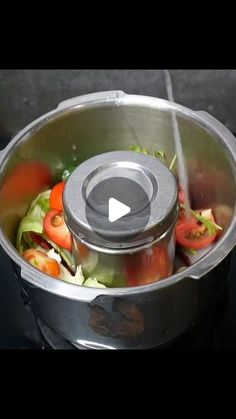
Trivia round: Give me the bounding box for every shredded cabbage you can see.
[16,190,51,253]
[83,277,106,288]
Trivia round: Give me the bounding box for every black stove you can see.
[1,240,236,350]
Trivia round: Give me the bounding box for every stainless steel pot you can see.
[1,90,236,349]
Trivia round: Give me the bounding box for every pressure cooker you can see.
[0,91,236,349]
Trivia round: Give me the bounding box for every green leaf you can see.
[182,246,197,255]
[152,149,167,164]
[62,166,77,182]
[191,211,222,236]
[129,144,149,154]
[180,204,223,236]
[129,144,168,164]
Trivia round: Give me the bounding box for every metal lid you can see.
[63,151,178,251]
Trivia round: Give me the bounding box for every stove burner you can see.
[37,319,91,349]
[37,319,76,349]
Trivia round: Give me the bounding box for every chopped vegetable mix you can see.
[16,147,223,287]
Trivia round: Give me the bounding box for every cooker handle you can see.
[0,148,6,165]
[0,141,13,166]
[57,90,126,110]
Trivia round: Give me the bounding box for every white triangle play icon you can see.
[108,197,131,223]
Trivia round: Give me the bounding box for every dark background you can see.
[1,69,236,349]
[1,70,236,142]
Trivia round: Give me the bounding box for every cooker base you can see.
[35,284,228,350]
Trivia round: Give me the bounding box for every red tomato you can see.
[23,248,60,277]
[0,161,52,203]
[125,244,171,286]
[49,181,65,211]
[43,209,72,251]
[176,210,217,250]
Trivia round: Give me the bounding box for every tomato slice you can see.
[125,244,171,286]
[176,210,217,250]
[43,209,72,251]
[49,181,65,211]
[0,161,52,203]
[23,249,60,277]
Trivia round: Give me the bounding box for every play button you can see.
[85,176,151,245]
[108,198,131,223]
[63,150,178,250]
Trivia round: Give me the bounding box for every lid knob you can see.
[63,151,178,251]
